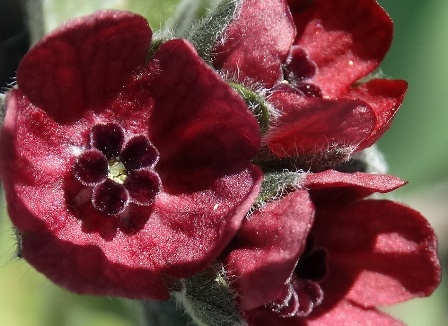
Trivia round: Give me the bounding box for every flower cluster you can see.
[0,1,441,325]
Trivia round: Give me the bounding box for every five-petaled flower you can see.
[213,0,408,170]
[0,10,263,299]
[224,170,441,325]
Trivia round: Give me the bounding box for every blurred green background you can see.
[0,0,447,325]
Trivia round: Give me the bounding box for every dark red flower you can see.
[0,10,263,299]
[213,0,407,167]
[224,171,441,325]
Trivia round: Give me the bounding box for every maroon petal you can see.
[212,0,296,87]
[225,190,314,310]
[16,10,152,123]
[267,90,375,158]
[348,79,408,150]
[125,169,160,206]
[0,163,171,300]
[120,135,159,170]
[73,149,108,185]
[90,123,125,159]
[245,301,404,325]
[0,90,82,186]
[303,170,407,203]
[313,200,441,307]
[291,0,393,97]
[21,229,170,300]
[244,307,300,326]
[92,179,129,215]
[128,39,261,170]
[150,165,263,278]
[307,300,405,326]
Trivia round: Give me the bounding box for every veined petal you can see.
[16,10,152,123]
[213,0,296,87]
[21,229,171,300]
[349,79,408,150]
[153,165,263,277]
[291,0,393,97]
[307,300,405,326]
[267,90,375,158]
[128,39,261,170]
[244,301,404,325]
[225,190,314,310]
[0,90,80,185]
[303,170,406,203]
[313,200,441,307]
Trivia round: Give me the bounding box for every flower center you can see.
[283,46,322,98]
[72,122,161,215]
[108,159,127,184]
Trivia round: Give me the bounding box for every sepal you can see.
[229,82,271,133]
[173,264,246,326]
[253,171,303,208]
[188,0,241,62]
